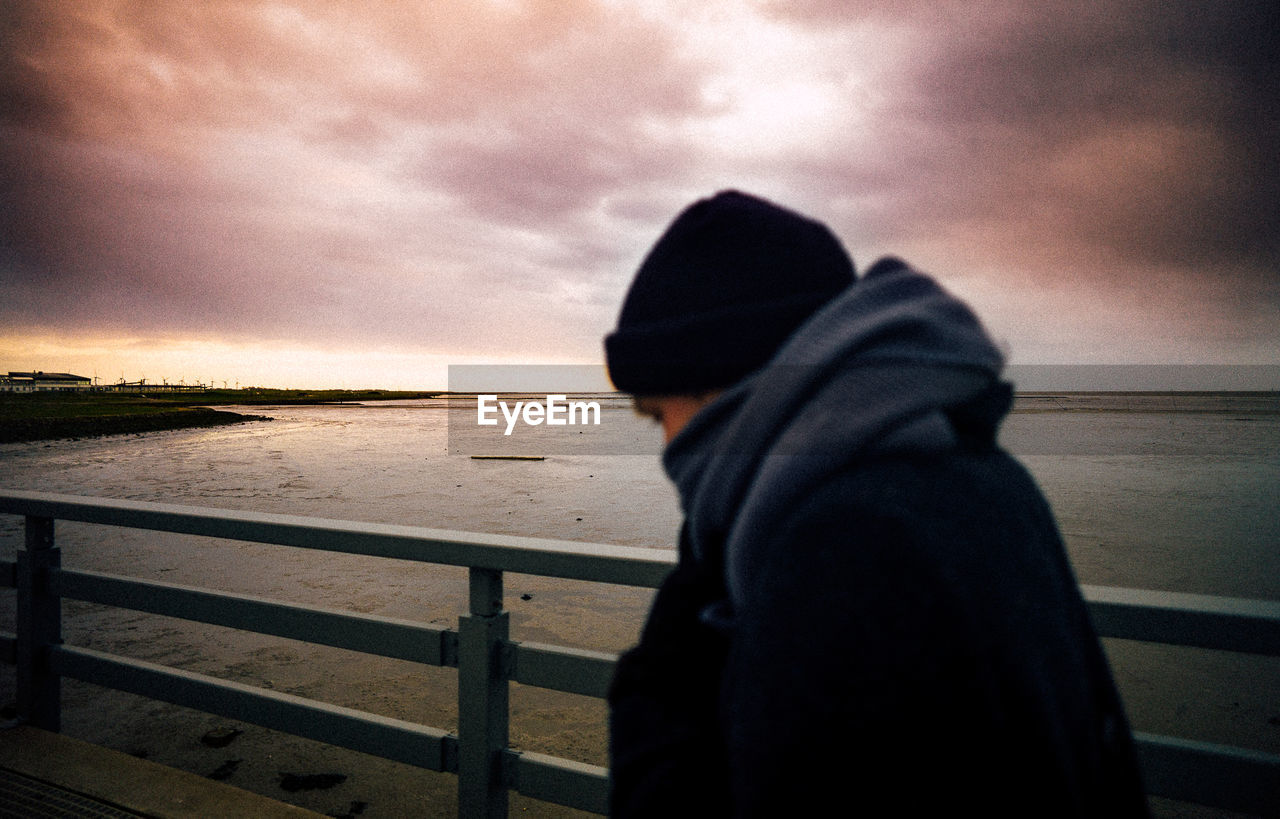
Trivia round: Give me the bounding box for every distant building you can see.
[1,371,93,392]
[99,379,148,393]
[99,378,207,393]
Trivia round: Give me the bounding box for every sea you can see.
[0,393,1277,816]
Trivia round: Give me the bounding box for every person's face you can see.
[633,393,721,444]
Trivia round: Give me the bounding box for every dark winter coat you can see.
[607,260,1148,817]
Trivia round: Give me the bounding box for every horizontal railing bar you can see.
[1134,732,1280,816]
[51,568,456,667]
[503,749,609,815]
[1083,585,1280,656]
[0,631,13,665]
[49,644,455,772]
[0,559,14,588]
[0,490,674,588]
[508,641,617,699]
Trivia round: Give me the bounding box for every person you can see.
[603,190,1149,817]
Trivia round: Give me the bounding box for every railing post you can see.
[16,515,61,731]
[457,567,510,818]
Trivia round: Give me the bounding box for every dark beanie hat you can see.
[604,190,855,395]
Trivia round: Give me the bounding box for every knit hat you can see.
[604,190,856,395]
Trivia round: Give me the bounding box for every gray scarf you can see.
[662,259,1008,616]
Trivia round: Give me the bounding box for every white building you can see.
[1,371,92,392]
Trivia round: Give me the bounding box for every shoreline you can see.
[2,390,1276,445]
[1011,392,1279,415]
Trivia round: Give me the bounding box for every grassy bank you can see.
[0,389,441,444]
[0,393,264,444]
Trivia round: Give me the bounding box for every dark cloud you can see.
[770,0,1278,278]
[0,0,1275,372]
[915,1,1278,270]
[0,1,709,357]
[404,2,709,226]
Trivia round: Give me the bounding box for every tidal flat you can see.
[0,393,1276,816]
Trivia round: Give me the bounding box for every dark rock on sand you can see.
[201,726,244,748]
[329,801,369,819]
[279,772,348,792]
[209,759,242,781]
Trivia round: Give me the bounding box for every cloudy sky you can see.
[2,0,1276,389]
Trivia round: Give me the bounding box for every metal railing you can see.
[1,490,1278,816]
